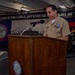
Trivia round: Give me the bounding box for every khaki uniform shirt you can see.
[43,16,70,38]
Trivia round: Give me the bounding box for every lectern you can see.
[8,35,67,75]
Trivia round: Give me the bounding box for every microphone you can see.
[30,20,45,27]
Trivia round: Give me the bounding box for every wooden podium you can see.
[8,35,67,75]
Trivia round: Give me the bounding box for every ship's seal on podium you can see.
[13,61,22,75]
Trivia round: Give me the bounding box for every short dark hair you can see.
[44,4,57,11]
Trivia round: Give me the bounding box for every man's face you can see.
[46,7,57,20]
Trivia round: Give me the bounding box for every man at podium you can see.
[43,4,70,41]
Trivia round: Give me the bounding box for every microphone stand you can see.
[20,25,33,35]
[20,23,36,35]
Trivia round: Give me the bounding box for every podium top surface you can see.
[8,35,67,42]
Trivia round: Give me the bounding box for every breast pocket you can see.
[56,27,62,35]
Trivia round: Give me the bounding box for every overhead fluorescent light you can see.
[21,7,30,11]
[59,5,66,8]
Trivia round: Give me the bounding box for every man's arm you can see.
[58,36,69,41]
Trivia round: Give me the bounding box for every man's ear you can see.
[55,10,57,13]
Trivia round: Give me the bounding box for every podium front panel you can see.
[8,35,67,75]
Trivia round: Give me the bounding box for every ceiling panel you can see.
[0,0,75,15]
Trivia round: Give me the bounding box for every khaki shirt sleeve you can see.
[62,20,70,37]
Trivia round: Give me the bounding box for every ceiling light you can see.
[21,7,30,11]
[59,5,66,8]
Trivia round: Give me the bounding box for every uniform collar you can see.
[51,16,60,24]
